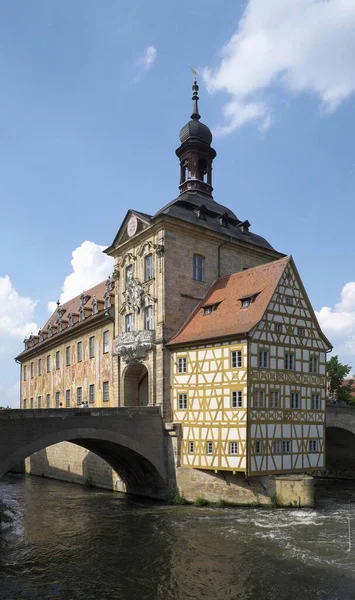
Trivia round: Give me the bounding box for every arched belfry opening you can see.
[124,363,149,406]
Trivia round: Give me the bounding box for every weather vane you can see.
[191,68,198,80]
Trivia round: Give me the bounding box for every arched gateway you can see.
[123,363,149,406]
[0,407,167,499]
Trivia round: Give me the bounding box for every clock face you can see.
[127,216,138,237]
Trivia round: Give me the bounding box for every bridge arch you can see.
[326,407,355,479]
[0,408,168,499]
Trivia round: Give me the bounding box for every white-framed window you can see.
[125,264,134,282]
[282,440,291,453]
[30,397,34,409]
[178,357,187,373]
[145,253,153,281]
[103,330,110,353]
[66,346,71,367]
[229,442,239,455]
[145,305,154,330]
[188,441,194,454]
[30,362,34,378]
[255,440,262,454]
[193,254,205,282]
[55,392,60,408]
[274,323,282,333]
[46,394,50,408]
[125,313,133,333]
[259,350,269,368]
[89,336,95,359]
[89,384,95,404]
[285,354,294,370]
[291,392,300,409]
[76,387,82,405]
[232,390,243,408]
[103,381,109,402]
[297,327,305,336]
[309,357,318,373]
[23,365,27,381]
[46,355,51,373]
[38,396,42,409]
[178,394,187,410]
[77,341,83,362]
[38,358,42,376]
[254,390,265,408]
[65,389,71,408]
[56,351,60,370]
[311,394,320,410]
[273,440,281,454]
[206,441,213,455]
[269,390,280,408]
[231,350,242,368]
[285,296,293,306]
[309,439,318,453]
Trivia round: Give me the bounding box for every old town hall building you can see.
[16,81,331,497]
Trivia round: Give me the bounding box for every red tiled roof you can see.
[42,281,108,331]
[168,257,290,346]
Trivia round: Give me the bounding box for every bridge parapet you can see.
[0,406,161,420]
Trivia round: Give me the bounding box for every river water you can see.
[1,475,355,600]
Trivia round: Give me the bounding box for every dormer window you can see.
[104,294,111,310]
[203,302,220,315]
[79,307,85,322]
[194,207,206,221]
[219,215,229,228]
[241,297,252,308]
[239,220,250,234]
[92,299,98,315]
[48,326,52,337]
[68,312,73,327]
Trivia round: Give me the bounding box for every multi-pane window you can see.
[125,264,133,282]
[30,397,34,409]
[309,357,318,373]
[291,392,300,409]
[274,323,282,333]
[65,389,71,408]
[145,254,153,281]
[309,439,318,453]
[254,390,265,408]
[125,314,133,333]
[259,350,269,368]
[193,254,205,282]
[56,351,60,370]
[255,440,262,454]
[76,387,82,405]
[38,358,42,376]
[285,354,294,370]
[145,306,154,330]
[103,381,109,402]
[77,341,83,362]
[206,441,213,455]
[229,442,239,455]
[178,394,187,409]
[55,392,60,408]
[66,346,71,367]
[297,327,305,336]
[273,440,281,454]
[89,336,95,359]
[46,394,50,408]
[311,394,320,410]
[23,365,27,381]
[103,330,110,353]
[231,350,242,368]
[30,362,34,378]
[232,390,243,408]
[46,355,51,373]
[285,296,293,306]
[188,442,194,454]
[178,357,187,373]
[89,384,95,405]
[282,440,291,453]
[38,396,42,409]
[269,390,280,408]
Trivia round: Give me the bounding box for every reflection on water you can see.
[1,475,355,599]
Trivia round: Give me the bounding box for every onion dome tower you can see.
[176,79,216,197]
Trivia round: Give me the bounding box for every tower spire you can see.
[191,79,201,121]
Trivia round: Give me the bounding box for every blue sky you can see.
[1,0,355,406]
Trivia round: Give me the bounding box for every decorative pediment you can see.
[105,210,153,255]
[137,239,165,257]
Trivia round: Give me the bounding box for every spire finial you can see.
[191,70,200,121]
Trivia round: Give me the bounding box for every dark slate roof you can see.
[154,191,278,252]
[179,120,213,145]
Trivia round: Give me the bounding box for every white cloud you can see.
[0,275,38,338]
[204,0,355,134]
[138,46,157,71]
[47,240,114,313]
[316,281,355,356]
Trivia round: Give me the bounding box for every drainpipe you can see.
[15,358,22,409]
[217,239,231,277]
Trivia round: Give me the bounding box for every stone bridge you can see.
[0,407,169,499]
[326,405,355,479]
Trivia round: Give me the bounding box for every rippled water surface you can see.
[1,476,355,599]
